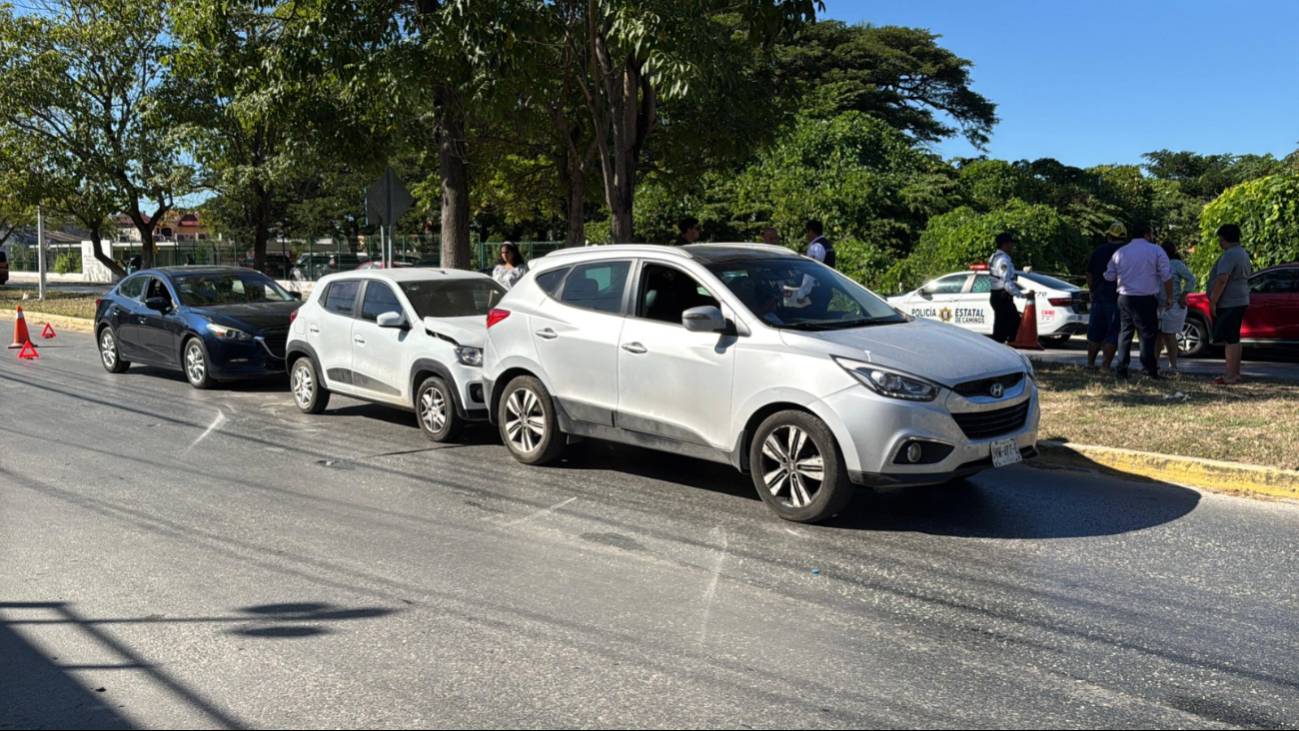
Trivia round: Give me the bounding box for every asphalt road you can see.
[2,331,1297,729]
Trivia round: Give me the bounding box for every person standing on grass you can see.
[988,232,1024,344]
[1155,240,1197,375]
[1207,224,1251,385]
[673,217,700,246]
[1104,222,1173,380]
[1084,223,1127,371]
[492,242,528,290]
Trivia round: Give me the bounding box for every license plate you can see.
[991,438,1022,468]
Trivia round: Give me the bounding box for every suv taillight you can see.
[486,309,510,329]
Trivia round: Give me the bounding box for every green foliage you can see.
[53,252,82,274]
[1191,174,1299,282]
[1143,150,1294,200]
[957,160,1041,212]
[777,22,998,147]
[901,200,1087,291]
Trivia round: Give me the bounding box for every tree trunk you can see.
[565,176,586,247]
[436,86,471,269]
[87,228,125,279]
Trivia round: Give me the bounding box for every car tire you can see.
[98,326,130,374]
[498,375,566,465]
[291,356,330,414]
[182,337,215,389]
[1040,334,1070,347]
[749,410,854,523]
[416,376,463,442]
[1179,316,1211,358]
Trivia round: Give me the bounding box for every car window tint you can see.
[970,274,991,294]
[637,264,720,324]
[145,277,173,305]
[359,281,403,322]
[536,268,568,297]
[118,276,147,301]
[560,261,630,314]
[1249,271,1292,295]
[324,280,361,316]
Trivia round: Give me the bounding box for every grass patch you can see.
[0,288,98,320]
[1035,360,1299,472]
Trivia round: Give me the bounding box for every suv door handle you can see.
[621,342,647,354]
[535,328,558,340]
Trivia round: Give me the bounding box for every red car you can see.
[1181,263,1299,356]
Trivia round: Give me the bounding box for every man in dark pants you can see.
[988,232,1024,344]
[1104,222,1173,379]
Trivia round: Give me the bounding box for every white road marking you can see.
[187,411,226,452]
[502,496,577,527]
[699,526,729,646]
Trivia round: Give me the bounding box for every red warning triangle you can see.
[41,323,56,338]
[18,341,38,359]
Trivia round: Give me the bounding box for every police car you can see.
[888,265,1089,346]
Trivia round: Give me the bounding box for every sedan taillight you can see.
[1048,298,1078,307]
[486,309,510,329]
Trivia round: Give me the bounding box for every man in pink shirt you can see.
[1104,222,1173,380]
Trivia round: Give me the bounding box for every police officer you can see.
[988,232,1024,344]
[804,219,835,269]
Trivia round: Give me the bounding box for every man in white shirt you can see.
[1103,222,1173,380]
[795,219,836,308]
[988,232,1024,344]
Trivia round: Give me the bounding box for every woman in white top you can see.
[492,242,528,290]
[1156,240,1198,374]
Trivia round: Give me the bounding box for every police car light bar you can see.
[969,263,988,270]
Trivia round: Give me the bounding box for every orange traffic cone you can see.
[1009,291,1044,350]
[17,341,38,359]
[7,306,34,349]
[41,323,56,339]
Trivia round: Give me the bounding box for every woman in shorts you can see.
[1156,241,1197,374]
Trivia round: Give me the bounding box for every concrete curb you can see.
[1036,440,1299,501]
[1,309,96,334]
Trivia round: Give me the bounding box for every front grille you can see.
[953,372,1024,398]
[258,328,289,359]
[952,401,1030,440]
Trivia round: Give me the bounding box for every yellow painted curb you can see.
[1036,441,1299,501]
[0,309,96,334]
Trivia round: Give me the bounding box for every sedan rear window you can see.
[400,279,506,319]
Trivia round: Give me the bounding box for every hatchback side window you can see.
[636,264,720,325]
[360,281,403,322]
[560,261,631,314]
[118,276,147,301]
[324,280,361,316]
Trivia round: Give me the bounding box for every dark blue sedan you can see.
[95,266,302,389]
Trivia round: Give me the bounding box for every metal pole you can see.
[37,205,45,301]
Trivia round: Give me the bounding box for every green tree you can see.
[0,0,197,270]
[776,22,998,148]
[1191,174,1299,281]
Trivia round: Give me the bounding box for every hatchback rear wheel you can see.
[749,410,854,523]
[291,356,329,414]
[499,376,566,465]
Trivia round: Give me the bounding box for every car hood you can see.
[779,317,1027,386]
[189,301,300,332]
[422,315,488,348]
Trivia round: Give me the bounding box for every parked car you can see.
[888,266,1088,346]
[285,269,506,441]
[94,266,302,388]
[354,255,419,271]
[1180,263,1299,356]
[241,253,294,279]
[290,253,369,281]
[483,244,1039,523]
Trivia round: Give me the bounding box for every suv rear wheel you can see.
[499,375,566,465]
[749,410,854,523]
[1179,316,1211,357]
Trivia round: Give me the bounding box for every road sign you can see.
[366,168,414,228]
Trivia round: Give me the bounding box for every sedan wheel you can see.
[98,327,129,374]
[184,338,214,389]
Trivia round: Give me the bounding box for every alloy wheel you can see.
[292,362,314,408]
[504,388,546,453]
[760,425,826,508]
[420,387,447,433]
[185,342,206,384]
[100,330,116,369]
[1178,321,1200,354]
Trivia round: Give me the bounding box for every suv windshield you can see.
[708,258,905,330]
[174,272,294,306]
[400,279,506,319]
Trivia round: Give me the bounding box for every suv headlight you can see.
[206,323,254,342]
[455,346,483,367]
[834,357,939,402]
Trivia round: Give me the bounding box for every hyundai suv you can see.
[285,269,506,441]
[483,244,1040,523]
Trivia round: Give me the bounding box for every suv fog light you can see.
[906,443,924,463]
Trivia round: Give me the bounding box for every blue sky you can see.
[821,0,1299,168]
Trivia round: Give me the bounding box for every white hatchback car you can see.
[888,267,1089,346]
[483,244,1040,523]
[286,269,505,441]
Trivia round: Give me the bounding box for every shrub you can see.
[53,252,82,274]
[1191,174,1299,284]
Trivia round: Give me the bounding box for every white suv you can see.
[483,244,1040,523]
[286,269,505,441]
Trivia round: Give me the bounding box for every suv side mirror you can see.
[682,306,727,333]
[145,297,170,312]
[376,311,406,329]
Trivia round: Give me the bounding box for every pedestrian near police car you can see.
[1084,223,1127,370]
[1155,240,1196,374]
[988,232,1024,344]
[1104,222,1173,380]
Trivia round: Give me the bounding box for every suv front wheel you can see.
[749,410,854,523]
[498,376,567,465]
